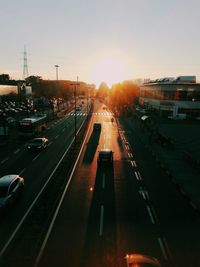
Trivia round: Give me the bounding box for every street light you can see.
[54,65,59,111]
[87,86,90,115]
[54,65,59,81]
[70,76,80,145]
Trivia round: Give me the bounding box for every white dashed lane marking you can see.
[1,158,9,164]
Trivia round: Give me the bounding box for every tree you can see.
[108,80,140,115]
[96,82,110,100]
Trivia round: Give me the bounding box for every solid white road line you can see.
[99,205,104,236]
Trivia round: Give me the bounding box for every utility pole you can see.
[71,76,80,145]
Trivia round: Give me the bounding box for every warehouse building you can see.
[139,76,200,118]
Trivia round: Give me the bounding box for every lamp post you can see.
[87,86,90,115]
[54,65,59,111]
[54,65,59,81]
[71,76,80,145]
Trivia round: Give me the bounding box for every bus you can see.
[18,114,47,137]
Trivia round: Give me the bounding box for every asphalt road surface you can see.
[0,100,199,267]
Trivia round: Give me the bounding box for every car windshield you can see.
[100,152,111,158]
[0,186,8,198]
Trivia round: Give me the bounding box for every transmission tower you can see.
[23,45,29,80]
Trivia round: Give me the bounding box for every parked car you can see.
[28,137,48,152]
[93,123,102,131]
[125,253,161,267]
[0,175,24,210]
[97,149,113,166]
[75,106,81,112]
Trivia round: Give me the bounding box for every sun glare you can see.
[91,57,129,87]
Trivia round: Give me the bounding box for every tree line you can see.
[96,80,140,115]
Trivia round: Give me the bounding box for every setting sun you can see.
[91,56,130,87]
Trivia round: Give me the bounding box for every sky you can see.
[1,0,200,87]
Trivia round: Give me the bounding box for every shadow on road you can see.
[81,166,117,267]
[82,130,101,164]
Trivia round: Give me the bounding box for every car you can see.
[75,106,81,112]
[125,253,161,267]
[97,149,113,166]
[28,137,48,152]
[93,123,102,131]
[0,175,24,210]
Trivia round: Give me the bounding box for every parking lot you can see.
[136,110,200,212]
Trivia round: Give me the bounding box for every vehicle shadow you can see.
[82,130,101,164]
[81,166,117,267]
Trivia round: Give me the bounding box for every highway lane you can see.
[35,102,118,267]
[1,100,199,267]
[36,101,169,267]
[0,106,87,176]
[0,105,89,258]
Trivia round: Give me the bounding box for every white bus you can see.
[18,114,47,137]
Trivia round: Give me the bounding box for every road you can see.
[0,100,200,267]
[0,102,89,266]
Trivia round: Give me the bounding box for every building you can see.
[139,76,200,118]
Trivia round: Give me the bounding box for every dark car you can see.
[93,123,102,131]
[97,149,113,166]
[125,254,161,267]
[28,137,48,152]
[0,175,24,210]
[75,106,81,112]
